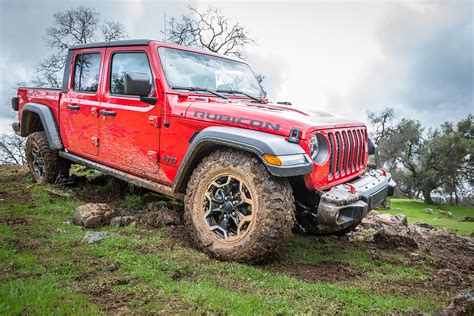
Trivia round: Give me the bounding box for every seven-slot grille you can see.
[327,128,367,179]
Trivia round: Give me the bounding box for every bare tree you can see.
[102,20,128,43]
[367,108,395,167]
[0,133,26,165]
[34,6,128,88]
[167,6,255,59]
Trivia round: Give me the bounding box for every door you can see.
[99,47,161,174]
[60,49,104,156]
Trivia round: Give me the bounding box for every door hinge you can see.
[148,116,161,128]
[91,136,99,147]
[147,150,159,160]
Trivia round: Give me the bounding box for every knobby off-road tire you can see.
[26,131,70,184]
[185,150,295,263]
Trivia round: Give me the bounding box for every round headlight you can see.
[309,134,319,160]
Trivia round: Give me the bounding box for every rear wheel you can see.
[26,132,70,184]
[185,150,295,263]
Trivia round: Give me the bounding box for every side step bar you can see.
[59,151,183,199]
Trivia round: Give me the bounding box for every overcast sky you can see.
[0,0,472,133]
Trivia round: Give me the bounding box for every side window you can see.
[110,52,153,95]
[73,53,101,92]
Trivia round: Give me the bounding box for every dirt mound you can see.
[350,211,474,291]
[373,227,418,250]
[439,291,474,315]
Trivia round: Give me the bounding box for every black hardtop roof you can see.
[69,39,152,50]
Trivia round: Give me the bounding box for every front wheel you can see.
[26,132,70,184]
[185,150,295,263]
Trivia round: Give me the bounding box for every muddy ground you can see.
[1,165,473,314]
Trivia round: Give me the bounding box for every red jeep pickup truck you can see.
[11,39,395,263]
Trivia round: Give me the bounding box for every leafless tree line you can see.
[0,133,26,165]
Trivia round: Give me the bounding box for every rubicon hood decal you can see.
[193,111,281,132]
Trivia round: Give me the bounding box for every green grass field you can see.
[383,198,473,236]
[0,166,471,314]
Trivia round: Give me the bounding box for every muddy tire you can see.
[185,149,295,263]
[26,131,70,184]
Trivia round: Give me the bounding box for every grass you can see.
[0,165,470,314]
[382,198,474,236]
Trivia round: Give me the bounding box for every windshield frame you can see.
[157,46,265,98]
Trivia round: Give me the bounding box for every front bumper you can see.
[300,169,396,235]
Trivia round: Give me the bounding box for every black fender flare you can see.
[20,103,63,150]
[172,126,313,193]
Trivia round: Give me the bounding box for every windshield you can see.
[158,47,264,98]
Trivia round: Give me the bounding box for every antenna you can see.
[163,13,170,128]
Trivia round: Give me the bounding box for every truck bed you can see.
[17,87,61,123]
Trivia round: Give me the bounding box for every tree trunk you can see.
[422,189,434,204]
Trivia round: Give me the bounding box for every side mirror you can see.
[124,72,151,96]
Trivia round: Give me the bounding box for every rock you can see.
[438,210,453,217]
[440,291,474,316]
[394,214,408,226]
[72,203,117,228]
[348,227,377,242]
[110,216,136,227]
[142,208,181,227]
[145,201,182,226]
[82,231,110,244]
[415,223,436,230]
[361,213,408,229]
[422,208,434,214]
[373,227,418,250]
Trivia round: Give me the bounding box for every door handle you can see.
[100,110,116,117]
[67,105,80,111]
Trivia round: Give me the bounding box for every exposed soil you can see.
[270,261,363,283]
[171,269,197,282]
[0,215,33,226]
[9,237,41,251]
[83,281,137,314]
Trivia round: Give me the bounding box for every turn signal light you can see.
[263,154,282,166]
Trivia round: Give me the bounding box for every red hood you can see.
[184,99,365,139]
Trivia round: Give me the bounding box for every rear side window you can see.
[73,53,101,93]
[110,52,153,95]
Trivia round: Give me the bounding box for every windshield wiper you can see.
[172,86,228,100]
[216,89,266,104]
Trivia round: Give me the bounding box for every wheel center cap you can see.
[223,201,233,212]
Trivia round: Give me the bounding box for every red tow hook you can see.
[345,183,356,194]
[380,168,387,176]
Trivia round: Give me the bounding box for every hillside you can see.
[0,165,472,314]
